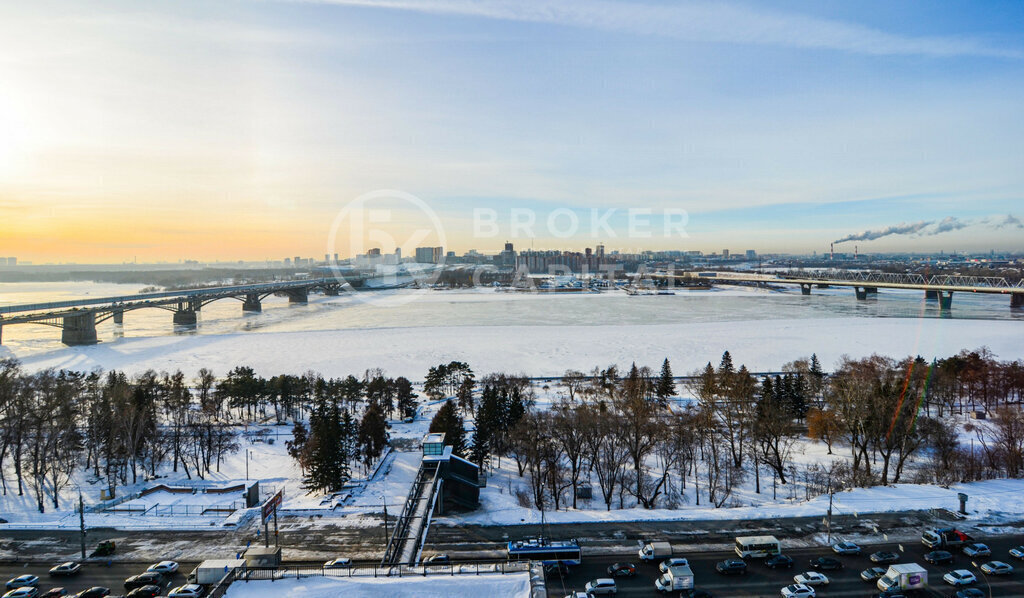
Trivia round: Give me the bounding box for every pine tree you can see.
[656,358,675,401]
[456,377,476,415]
[285,421,309,474]
[357,403,390,470]
[394,377,418,420]
[428,400,466,456]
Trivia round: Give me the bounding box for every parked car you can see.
[942,569,977,586]
[48,563,80,577]
[74,589,110,598]
[125,586,161,598]
[860,567,887,582]
[324,558,352,569]
[167,585,204,598]
[605,563,636,578]
[869,551,900,564]
[39,589,67,598]
[831,541,861,555]
[963,543,991,557]
[146,561,179,574]
[715,559,747,575]
[1009,546,1024,560]
[924,550,954,565]
[980,561,1014,575]
[3,589,39,598]
[765,555,794,570]
[808,557,843,571]
[793,571,829,586]
[780,584,815,598]
[953,589,985,598]
[424,555,450,566]
[582,578,616,595]
[5,577,38,590]
[124,572,163,590]
[659,558,689,573]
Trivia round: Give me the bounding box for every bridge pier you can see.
[62,313,98,345]
[172,300,198,327]
[112,309,124,325]
[287,289,308,304]
[939,291,954,311]
[323,285,340,296]
[854,287,867,300]
[242,293,262,312]
[1013,294,1024,309]
[925,290,939,301]
[800,283,812,296]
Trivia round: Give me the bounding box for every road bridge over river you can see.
[0,278,347,345]
[655,270,1024,310]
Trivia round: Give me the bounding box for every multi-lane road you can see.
[546,535,1024,598]
[0,562,195,597]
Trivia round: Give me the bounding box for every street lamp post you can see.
[971,561,992,598]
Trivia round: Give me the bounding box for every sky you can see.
[1,0,1023,263]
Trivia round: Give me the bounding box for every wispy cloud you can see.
[287,0,1024,59]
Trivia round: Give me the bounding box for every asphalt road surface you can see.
[546,535,1024,598]
[0,562,195,597]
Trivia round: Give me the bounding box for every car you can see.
[74,589,110,598]
[943,569,977,586]
[1010,545,1024,560]
[860,567,887,581]
[679,591,713,598]
[715,559,747,575]
[39,589,67,598]
[48,563,80,577]
[562,593,588,598]
[5,578,38,591]
[424,554,450,565]
[582,578,616,595]
[765,555,794,569]
[963,543,991,557]
[780,584,815,598]
[793,571,829,586]
[980,560,1014,575]
[125,586,161,598]
[808,557,843,571]
[146,560,179,574]
[924,550,954,564]
[167,585,204,598]
[606,563,636,578]
[831,541,861,555]
[870,551,899,564]
[659,557,689,573]
[954,589,986,598]
[124,572,163,590]
[3,589,39,598]
[324,558,352,569]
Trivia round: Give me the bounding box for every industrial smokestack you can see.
[830,243,834,261]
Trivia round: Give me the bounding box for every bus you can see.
[734,535,781,558]
[507,538,582,566]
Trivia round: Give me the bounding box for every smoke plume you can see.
[833,220,932,244]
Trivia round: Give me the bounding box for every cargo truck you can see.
[921,527,972,549]
[654,564,694,593]
[190,559,247,585]
[639,541,674,562]
[876,563,928,592]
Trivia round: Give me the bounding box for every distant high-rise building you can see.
[394,247,402,260]
[294,256,301,266]
[415,246,444,263]
[745,250,756,260]
[722,249,730,259]
[368,248,381,257]
[284,257,292,265]
[596,244,605,258]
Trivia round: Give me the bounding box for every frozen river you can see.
[1,281,1022,377]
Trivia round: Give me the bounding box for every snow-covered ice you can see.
[223,572,531,598]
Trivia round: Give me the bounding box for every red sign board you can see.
[262,490,283,522]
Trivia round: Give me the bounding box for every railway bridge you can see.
[0,278,346,345]
[654,270,1024,310]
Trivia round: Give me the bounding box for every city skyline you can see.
[2,0,1024,262]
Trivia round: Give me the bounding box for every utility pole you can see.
[383,497,389,546]
[78,494,86,559]
[826,482,834,544]
[246,450,249,481]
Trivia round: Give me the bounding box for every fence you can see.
[236,561,530,583]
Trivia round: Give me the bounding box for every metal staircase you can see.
[381,460,442,567]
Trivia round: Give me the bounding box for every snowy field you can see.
[223,572,531,598]
[8,316,1021,380]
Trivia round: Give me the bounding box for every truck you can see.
[876,563,928,592]
[638,541,673,562]
[654,564,694,593]
[190,559,248,585]
[921,527,972,549]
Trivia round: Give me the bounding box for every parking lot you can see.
[0,562,195,597]
[545,534,1024,597]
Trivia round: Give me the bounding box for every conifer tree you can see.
[656,358,675,401]
[429,400,466,456]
